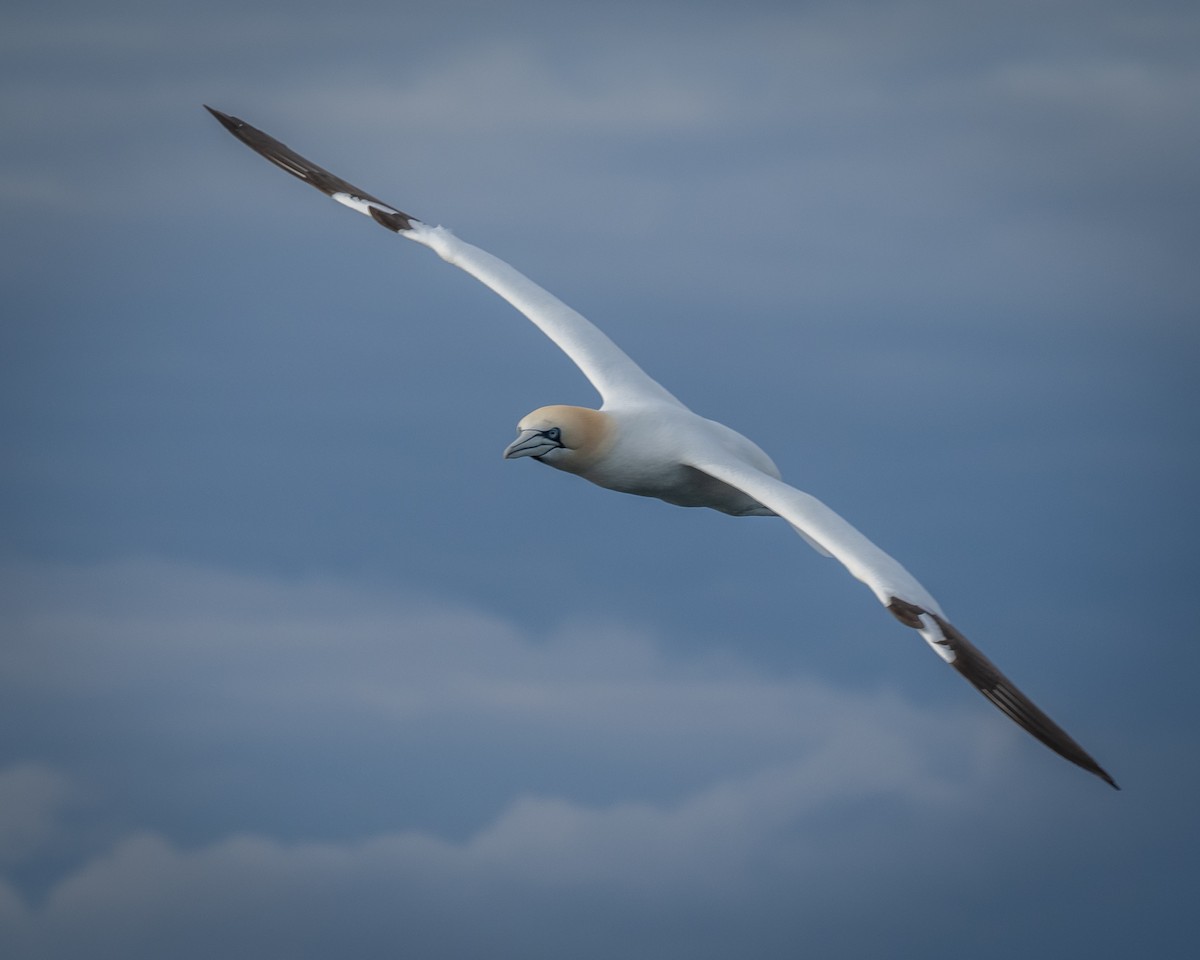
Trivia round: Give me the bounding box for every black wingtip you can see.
[889,598,1119,790]
[1099,768,1120,791]
[204,105,241,134]
[204,104,418,231]
[928,613,1119,790]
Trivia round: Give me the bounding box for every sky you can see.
[2,0,1198,956]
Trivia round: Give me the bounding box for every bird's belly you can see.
[588,462,775,517]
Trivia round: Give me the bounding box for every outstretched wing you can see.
[205,106,682,410]
[685,452,1118,789]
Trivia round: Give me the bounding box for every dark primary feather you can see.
[204,106,415,232]
[889,598,1117,789]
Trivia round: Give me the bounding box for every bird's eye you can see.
[545,427,562,442]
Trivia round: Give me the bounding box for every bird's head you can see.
[502,405,613,473]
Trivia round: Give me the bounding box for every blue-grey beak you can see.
[503,429,560,459]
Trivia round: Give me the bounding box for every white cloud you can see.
[0,556,1044,958]
[0,557,1005,774]
[1,723,1003,960]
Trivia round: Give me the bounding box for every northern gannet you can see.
[206,106,1117,789]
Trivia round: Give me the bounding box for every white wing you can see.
[685,451,1118,789]
[205,106,681,409]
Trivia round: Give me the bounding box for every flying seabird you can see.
[206,105,1117,789]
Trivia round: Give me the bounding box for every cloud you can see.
[0,557,1006,793]
[10,765,968,960]
[0,557,1043,958]
[0,741,1003,960]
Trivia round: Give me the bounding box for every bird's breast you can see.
[548,406,779,517]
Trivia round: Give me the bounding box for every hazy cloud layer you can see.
[0,559,1165,959]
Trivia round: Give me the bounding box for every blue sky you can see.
[2,0,1198,956]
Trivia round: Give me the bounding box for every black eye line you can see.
[543,427,562,443]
